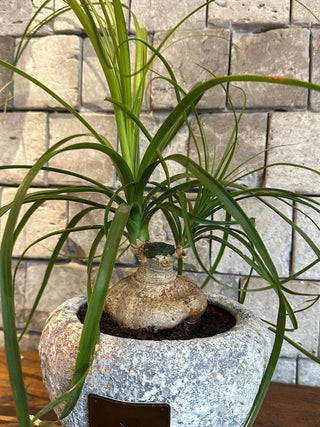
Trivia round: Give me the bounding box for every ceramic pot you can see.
[39,293,271,427]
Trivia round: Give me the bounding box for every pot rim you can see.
[46,293,267,345]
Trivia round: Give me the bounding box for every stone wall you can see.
[0,0,320,385]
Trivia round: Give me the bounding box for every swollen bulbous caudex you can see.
[104,243,208,331]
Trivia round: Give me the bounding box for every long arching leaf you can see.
[167,154,279,282]
[138,76,320,178]
[61,203,131,418]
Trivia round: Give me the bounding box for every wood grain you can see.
[0,347,60,426]
[254,381,320,427]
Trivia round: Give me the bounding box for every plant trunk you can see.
[104,242,208,331]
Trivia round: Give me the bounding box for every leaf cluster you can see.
[0,1,320,426]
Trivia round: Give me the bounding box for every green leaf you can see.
[244,291,287,426]
[168,154,279,282]
[138,75,320,178]
[0,59,113,149]
[0,135,109,426]
[17,208,101,341]
[55,141,134,189]
[61,203,131,417]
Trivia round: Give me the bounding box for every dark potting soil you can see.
[77,303,236,340]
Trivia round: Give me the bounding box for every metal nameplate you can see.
[88,394,170,427]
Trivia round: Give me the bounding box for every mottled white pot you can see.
[39,294,271,427]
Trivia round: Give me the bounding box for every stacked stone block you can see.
[0,0,320,386]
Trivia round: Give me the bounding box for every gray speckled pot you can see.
[39,293,271,427]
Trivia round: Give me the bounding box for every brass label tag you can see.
[88,394,170,427]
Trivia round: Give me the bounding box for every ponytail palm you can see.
[0,1,320,426]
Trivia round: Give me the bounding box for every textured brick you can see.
[0,112,47,185]
[0,37,13,108]
[1,187,67,259]
[211,197,292,277]
[67,191,135,265]
[14,35,80,109]
[298,359,320,386]
[199,272,240,301]
[266,113,320,193]
[243,278,320,358]
[151,29,230,110]
[0,0,54,36]
[189,113,267,188]
[272,358,297,384]
[292,0,320,26]
[0,330,41,351]
[292,198,320,280]
[18,333,42,351]
[24,262,88,332]
[67,191,107,261]
[138,113,189,183]
[48,112,117,186]
[130,0,206,32]
[229,28,310,109]
[310,30,320,111]
[82,37,112,111]
[179,240,211,273]
[53,0,84,33]
[208,0,290,28]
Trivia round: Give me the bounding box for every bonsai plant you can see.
[0,0,320,425]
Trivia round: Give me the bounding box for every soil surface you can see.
[77,303,236,340]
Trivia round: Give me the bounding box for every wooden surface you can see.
[0,348,60,426]
[254,381,320,427]
[0,347,320,426]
